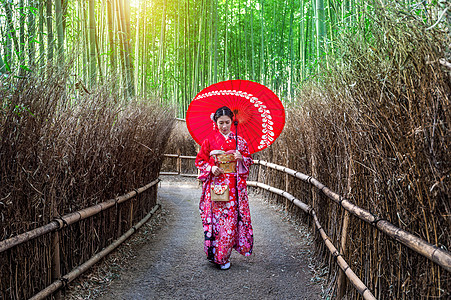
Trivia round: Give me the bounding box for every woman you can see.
[195,106,254,270]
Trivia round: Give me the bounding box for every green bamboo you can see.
[316,0,326,60]
[27,0,36,67]
[38,0,44,65]
[124,0,134,97]
[107,0,116,74]
[55,0,64,63]
[46,0,54,66]
[88,0,97,85]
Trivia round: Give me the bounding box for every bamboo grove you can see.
[1,0,447,117]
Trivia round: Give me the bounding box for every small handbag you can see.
[211,182,230,201]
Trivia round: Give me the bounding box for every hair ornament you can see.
[210,113,215,121]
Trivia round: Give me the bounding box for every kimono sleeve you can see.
[237,137,253,178]
[195,138,214,181]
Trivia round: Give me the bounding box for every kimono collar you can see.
[221,132,233,140]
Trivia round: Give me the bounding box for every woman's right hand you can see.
[211,166,224,176]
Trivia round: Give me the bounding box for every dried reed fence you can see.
[162,118,199,175]
[0,69,174,299]
[251,4,450,299]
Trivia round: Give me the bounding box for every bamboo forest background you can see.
[1,0,447,117]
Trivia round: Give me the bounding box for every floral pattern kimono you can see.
[195,131,254,265]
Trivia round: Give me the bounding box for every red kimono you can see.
[195,131,254,265]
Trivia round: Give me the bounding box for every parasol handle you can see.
[234,120,238,150]
[234,119,241,222]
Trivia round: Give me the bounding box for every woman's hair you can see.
[213,106,234,122]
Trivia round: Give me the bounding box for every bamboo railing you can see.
[0,178,160,299]
[160,154,198,177]
[30,204,160,300]
[252,159,451,273]
[247,181,377,300]
[0,179,160,253]
[160,154,451,273]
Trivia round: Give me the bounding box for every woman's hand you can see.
[234,151,243,161]
[211,166,224,176]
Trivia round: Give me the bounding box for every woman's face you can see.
[216,115,232,135]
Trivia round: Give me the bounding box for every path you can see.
[96,178,323,299]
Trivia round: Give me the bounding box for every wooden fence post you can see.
[337,210,350,298]
[285,149,290,211]
[117,205,122,238]
[337,155,353,299]
[177,149,181,174]
[129,197,134,228]
[51,202,61,300]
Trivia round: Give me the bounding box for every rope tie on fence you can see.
[370,213,382,226]
[60,276,69,288]
[338,195,344,205]
[54,216,69,230]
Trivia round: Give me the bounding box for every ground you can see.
[65,176,326,299]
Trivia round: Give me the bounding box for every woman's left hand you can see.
[234,151,243,161]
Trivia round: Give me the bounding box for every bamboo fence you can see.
[247,181,376,300]
[160,154,199,177]
[160,154,451,293]
[252,159,451,273]
[30,204,161,300]
[0,179,160,299]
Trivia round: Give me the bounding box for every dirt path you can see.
[94,179,323,299]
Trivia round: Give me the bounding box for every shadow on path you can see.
[96,179,323,299]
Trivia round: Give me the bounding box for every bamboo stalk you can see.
[247,181,376,299]
[160,171,180,176]
[337,210,350,299]
[0,179,160,253]
[29,204,161,300]
[252,160,451,272]
[163,154,197,159]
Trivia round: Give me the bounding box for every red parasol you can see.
[186,80,285,154]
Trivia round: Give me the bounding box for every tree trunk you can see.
[315,0,326,61]
[46,0,54,66]
[250,7,255,80]
[27,0,36,67]
[4,1,21,66]
[213,0,218,83]
[19,0,25,58]
[55,0,65,64]
[157,0,167,98]
[133,0,141,94]
[224,0,229,79]
[300,0,305,82]
[107,0,117,74]
[88,0,97,86]
[116,0,127,97]
[124,0,135,97]
[38,0,45,67]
